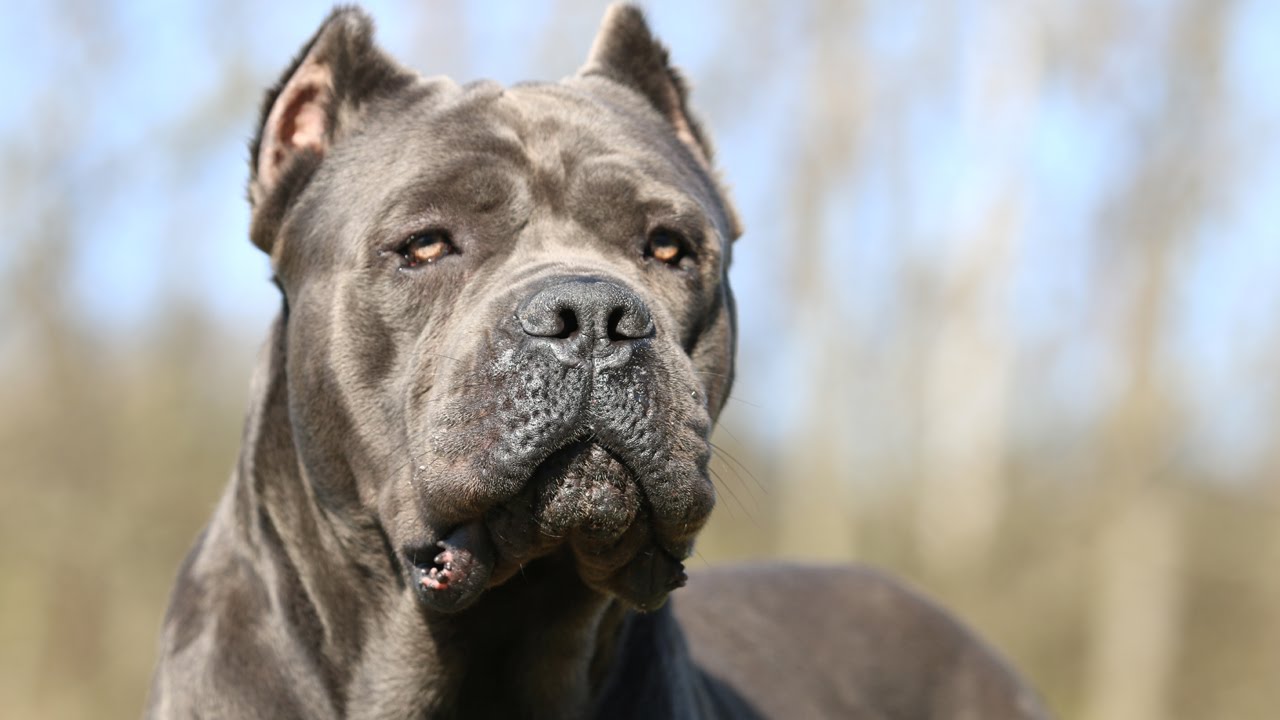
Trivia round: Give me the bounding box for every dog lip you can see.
[612,547,689,612]
[406,521,495,614]
[524,437,625,482]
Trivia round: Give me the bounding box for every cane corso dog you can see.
[147,5,1050,718]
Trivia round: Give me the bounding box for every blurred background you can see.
[2,0,1277,717]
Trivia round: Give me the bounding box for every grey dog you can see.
[146,5,1050,719]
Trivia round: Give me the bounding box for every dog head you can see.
[248,5,740,613]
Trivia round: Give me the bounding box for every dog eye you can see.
[399,231,456,267]
[645,230,690,267]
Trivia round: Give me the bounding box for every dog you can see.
[146,5,1050,718]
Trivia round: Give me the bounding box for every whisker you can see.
[709,465,752,520]
[691,369,731,379]
[422,352,465,364]
[711,460,761,517]
[710,441,768,497]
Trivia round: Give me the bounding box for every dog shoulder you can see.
[671,562,1052,719]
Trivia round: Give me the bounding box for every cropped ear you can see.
[579,4,742,240]
[248,7,415,255]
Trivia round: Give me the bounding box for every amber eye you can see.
[646,230,690,267]
[399,230,456,267]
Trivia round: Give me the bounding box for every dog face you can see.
[249,7,739,613]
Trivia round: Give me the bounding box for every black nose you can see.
[517,277,654,367]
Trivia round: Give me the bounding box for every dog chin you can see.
[406,440,692,613]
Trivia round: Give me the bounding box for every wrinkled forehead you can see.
[335,78,728,230]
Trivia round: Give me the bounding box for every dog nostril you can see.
[555,308,579,340]
[607,304,654,341]
[606,307,628,342]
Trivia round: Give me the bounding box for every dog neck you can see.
[347,551,632,717]
[222,314,688,718]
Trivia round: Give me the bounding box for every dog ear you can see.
[248,8,415,255]
[580,4,742,239]
[580,4,711,165]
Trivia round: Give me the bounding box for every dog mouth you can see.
[407,441,690,614]
[407,521,496,612]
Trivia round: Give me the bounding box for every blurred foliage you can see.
[3,1,1279,719]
